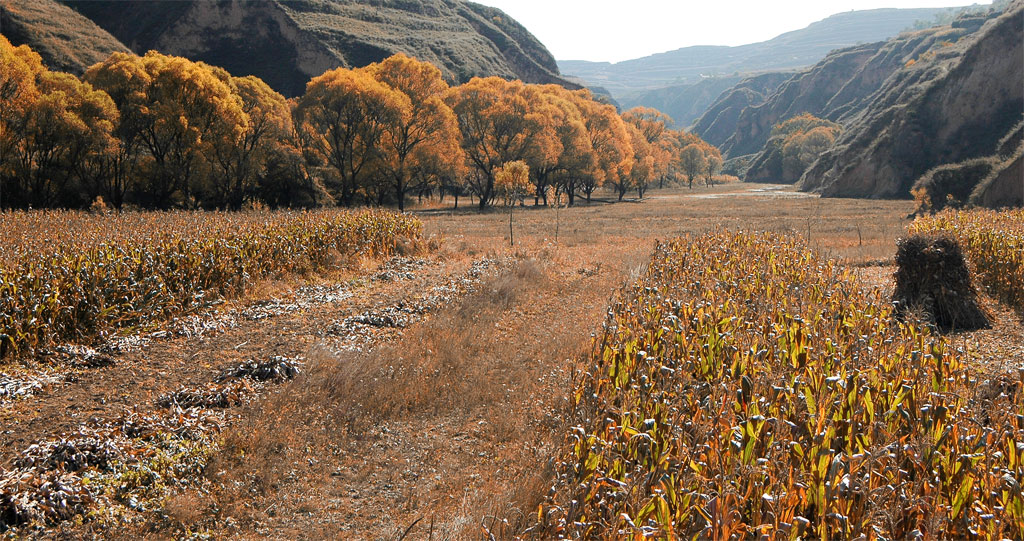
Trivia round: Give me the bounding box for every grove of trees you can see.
[746,112,841,184]
[0,36,722,211]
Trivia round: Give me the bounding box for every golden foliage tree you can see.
[361,53,463,211]
[494,160,533,245]
[0,36,44,208]
[295,67,411,206]
[3,55,117,208]
[570,91,633,204]
[622,107,673,145]
[446,77,557,208]
[680,143,707,189]
[207,75,292,209]
[87,52,247,208]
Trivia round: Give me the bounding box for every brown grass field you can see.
[3,183,1021,539]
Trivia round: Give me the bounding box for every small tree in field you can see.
[494,160,533,246]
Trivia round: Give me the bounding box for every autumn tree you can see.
[295,67,410,206]
[531,84,591,205]
[570,90,633,204]
[87,52,247,208]
[781,125,839,181]
[494,160,533,245]
[206,75,292,209]
[446,77,557,208]
[4,67,117,208]
[0,36,44,208]
[747,113,841,183]
[622,107,672,146]
[82,52,149,208]
[360,53,463,211]
[680,143,707,189]
[704,151,724,187]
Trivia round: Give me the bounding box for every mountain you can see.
[694,8,1009,159]
[9,0,574,97]
[618,76,744,128]
[799,4,1022,200]
[558,7,957,99]
[0,0,130,74]
[690,71,799,147]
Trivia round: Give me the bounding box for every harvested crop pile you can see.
[156,381,252,409]
[893,234,990,331]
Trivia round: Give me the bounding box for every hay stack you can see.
[893,234,990,331]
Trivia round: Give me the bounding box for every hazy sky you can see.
[474,1,990,63]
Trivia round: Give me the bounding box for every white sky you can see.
[474,1,991,63]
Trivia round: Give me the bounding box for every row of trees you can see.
[0,36,722,210]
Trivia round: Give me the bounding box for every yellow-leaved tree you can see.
[533,84,592,206]
[361,53,463,211]
[446,77,556,208]
[494,160,533,245]
[208,75,292,209]
[295,67,411,206]
[0,36,44,208]
[569,90,633,204]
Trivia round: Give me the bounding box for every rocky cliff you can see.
[800,4,1023,198]
[0,0,130,74]
[37,0,575,97]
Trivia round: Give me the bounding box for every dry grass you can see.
[197,253,618,539]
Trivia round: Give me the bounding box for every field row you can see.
[535,231,1023,539]
[0,210,421,361]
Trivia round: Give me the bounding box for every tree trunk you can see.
[508,205,514,246]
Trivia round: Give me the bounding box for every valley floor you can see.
[3,183,1020,539]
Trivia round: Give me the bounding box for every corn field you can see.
[0,210,421,361]
[911,209,1024,313]
[534,232,1023,539]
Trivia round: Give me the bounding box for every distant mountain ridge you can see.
[2,0,576,97]
[558,7,958,100]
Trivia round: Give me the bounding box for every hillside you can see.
[559,7,955,100]
[695,10,1003,158]
[799,4,1023,199]
[618,76,743,128]
[690,71,800,147]
[0,0,130,74]
[42,0,575,97]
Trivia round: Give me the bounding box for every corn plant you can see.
[0,209,421,361]
[532,231,1023,540]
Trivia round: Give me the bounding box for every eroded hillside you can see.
[38,0,576,97]
[0,0,130,74]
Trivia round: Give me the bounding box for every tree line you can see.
[0,36,723,211]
